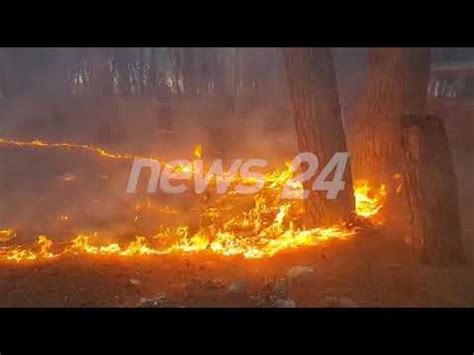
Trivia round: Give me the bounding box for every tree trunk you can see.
[0,48,34,98]
[351,48,431,184]
[283,48,355,226]
[114,48,132,97]
[234,48,241,96]
[401,114,465,266]
[148,47,157,95]
[167,48,183,94]
[138,47,146,96]
[182,47,196,95]
[86,48,113,97]
[211,48,227,96]
[0,49,10,99]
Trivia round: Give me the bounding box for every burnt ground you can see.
[1,224,473,308]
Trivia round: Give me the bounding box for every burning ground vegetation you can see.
[0,137,391,262]
[1,48,474,308]
[0,136,473,308]
[0,139,387,263]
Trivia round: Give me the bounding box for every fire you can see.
[0,137,393,263]
[194,144,203,159]
[0,229,16,242]
[354,180,388,219]
[58,214,70,222]
[0,137,160,162]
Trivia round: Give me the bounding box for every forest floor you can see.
[0,98,472,307]
[1,225,473,308]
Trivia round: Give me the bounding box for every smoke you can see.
[1,47,473,242]
[0,93,301,242]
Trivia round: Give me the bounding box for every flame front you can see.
[0,137,391,263]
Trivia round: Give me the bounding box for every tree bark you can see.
[401,114,465,266]
[351,48,431,184]
[283,48,355,226]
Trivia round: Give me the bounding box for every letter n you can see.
[126,159,161,193]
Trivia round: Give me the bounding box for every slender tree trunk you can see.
[1,48,28,99]
[267,48,282,98]
[234,48,241,96]
[212,48,228,96]
[0,49,10,99]
[45,48,75,140]
[115,48,132,97]
[351,48,431,184]
[148,47,157,95]
[401,114,465,266]
[138,47,146,96]
[283,48,355,226]
[86,48,113,97]
[182,47,196,95]
[167,48,183,94]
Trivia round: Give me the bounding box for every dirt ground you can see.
[1,224,473,308]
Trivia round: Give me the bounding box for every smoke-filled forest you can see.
[0,47,473,308]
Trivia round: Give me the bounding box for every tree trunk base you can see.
[401,114,465,266]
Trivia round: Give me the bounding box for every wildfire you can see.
[354,180,388,219]
[0,229,16,242]
[0,137,159,162]
[0,137,392,263]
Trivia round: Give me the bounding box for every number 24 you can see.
[281,152,349,200]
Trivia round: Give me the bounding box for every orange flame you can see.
[354,180,388,219]
[194,144,203,159]
[0,137,393,263]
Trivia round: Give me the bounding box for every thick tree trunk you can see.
[401,114,465,266]
[351,48,431,184]
[283,48,355,226]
